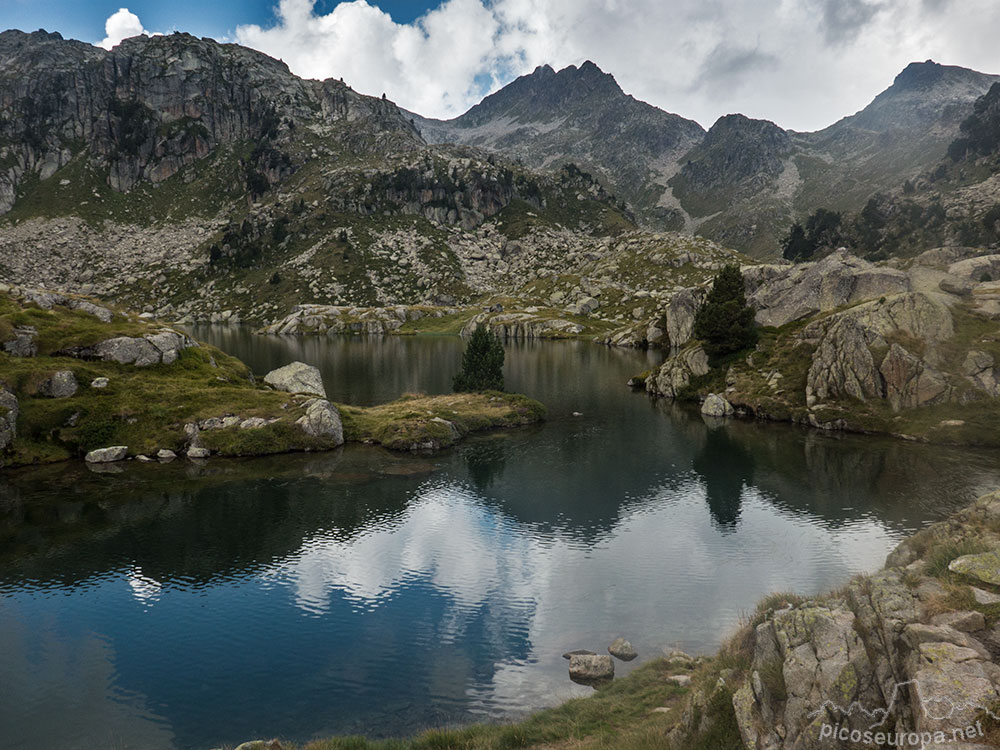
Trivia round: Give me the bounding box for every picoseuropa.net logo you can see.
[808,678,999,746]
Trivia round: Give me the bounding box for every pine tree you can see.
[453,325,505,392]
[693,264,758,363]
[781,222,811,261]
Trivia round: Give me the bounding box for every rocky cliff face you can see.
[408,61,705,230]
[0,29,421,211]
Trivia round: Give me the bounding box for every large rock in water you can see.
[296,399,344,445]
[701,393,734,417]
[263,362,327,398]
[84,445,128,463]
[608,637,638,661]
[744,250,911,328]
[568,654,614,683]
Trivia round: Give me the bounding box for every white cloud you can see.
[237,1,999,130]
[97,7,149,50]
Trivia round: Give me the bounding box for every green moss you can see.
[339,391,545,450]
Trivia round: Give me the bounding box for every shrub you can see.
[453,325,505,392]
[693,264,758,364]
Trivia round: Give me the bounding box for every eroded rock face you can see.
[295,399,345,446]
[646,344,710,399]
[263,362,326,398]
[663,287,705,349]
[745,250,911,328]
[806,317,884,407]
[880,344,950,411]
[964,350,1000,397]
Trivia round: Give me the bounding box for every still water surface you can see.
[3,331,1000,749]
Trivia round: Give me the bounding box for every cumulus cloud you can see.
[227,0,1000,130]
[97,7,149,50]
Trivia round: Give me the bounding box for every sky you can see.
[2,0,999,131]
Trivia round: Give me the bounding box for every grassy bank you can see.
[340,391,545,450]
[0,290,546,466]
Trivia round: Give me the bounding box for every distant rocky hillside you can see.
[411,59,1000,258]
[407,62,705,231]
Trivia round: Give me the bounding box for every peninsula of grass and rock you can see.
[0,284,545,469]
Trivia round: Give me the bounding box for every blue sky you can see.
[0,0,432,44]
[0,1,998,130]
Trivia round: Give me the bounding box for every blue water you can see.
[2,332,1000,749]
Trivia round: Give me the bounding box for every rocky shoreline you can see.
[634,247,1000,446]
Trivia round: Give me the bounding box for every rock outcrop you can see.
[295,399,345,446]
[263,362,327,398]
[744,250,912,328]
[57,329,195,366]
[646,344,710,399]
[259,304,458,336]
[729,490,1000,750]
[462,311,585,340]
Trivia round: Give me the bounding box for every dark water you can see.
[3,330,1000,750]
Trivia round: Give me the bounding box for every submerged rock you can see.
[562,649,597,660]
[263,362,326,398]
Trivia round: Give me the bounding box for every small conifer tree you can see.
[693,264,758,363]
[453,325,505,392]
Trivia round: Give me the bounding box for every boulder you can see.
[37,370,78,398]
[948,550,1000,586]
[647,344,710,399]
[91,377,109,389]
[187,446,210,459]
[0,386,18,453]
[95,337,163,367]
[608,637,638,661]
[85,446,128,463]
[568,654,614,683]
[156,449,177,461]
[263,362,327,398]
[2,326,37,357]
[701,393,734,418]
[879,344,950,411]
